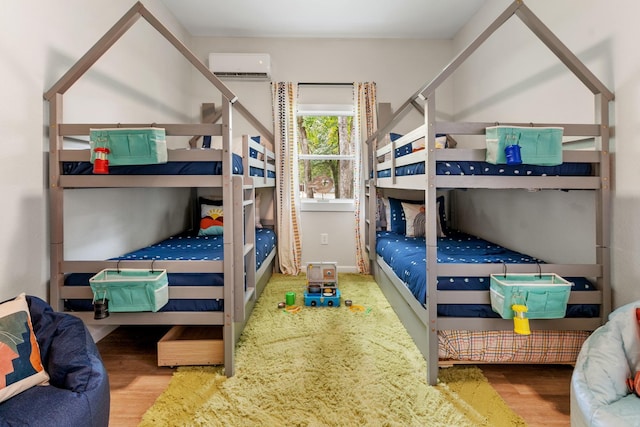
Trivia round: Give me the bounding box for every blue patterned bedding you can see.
[376,230,598,318]
[65,228,276,312]
[377,133,592,177]
[249,167,276,179]
[377,159,592,178]
[63,153,246,175]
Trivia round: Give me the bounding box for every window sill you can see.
[300,200,354,212]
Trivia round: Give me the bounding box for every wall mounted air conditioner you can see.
[208,53,271,80]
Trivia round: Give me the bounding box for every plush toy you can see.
[627,308,640,396]
[627,372,640,397]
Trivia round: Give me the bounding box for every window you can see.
[297,104,355,210]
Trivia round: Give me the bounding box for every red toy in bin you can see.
[93,147,110,174]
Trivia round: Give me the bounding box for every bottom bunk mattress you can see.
[375,230,597,363]
[64,228,277,312]
[375,230,599,318]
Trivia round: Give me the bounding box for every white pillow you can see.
[255,194,263,228]
[401,202,425,237]
[401,201,445,238]
[412,135,448,151]
[382,197,390,231]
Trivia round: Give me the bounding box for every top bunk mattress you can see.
[63,153,246,176]
[63,154,276,178]
[376,159,592,178]
[376,133,592,178]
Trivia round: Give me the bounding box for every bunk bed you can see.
[58,132,277,318]
[365,1,613,385]
[44,2,277,377]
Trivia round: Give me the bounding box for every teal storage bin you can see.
[90,127,168,166]
[489,273,572,319]
[89,268,169,312]
[485,126,563,166]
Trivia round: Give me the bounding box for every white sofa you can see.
[571,301,640,426]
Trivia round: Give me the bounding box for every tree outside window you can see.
[297,112,355,201]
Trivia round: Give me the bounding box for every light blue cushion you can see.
[591,394,640,427]
[571,301,640,426]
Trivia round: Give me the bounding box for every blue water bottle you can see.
[505,144,522,165]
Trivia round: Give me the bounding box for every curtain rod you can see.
[298,82,353,86]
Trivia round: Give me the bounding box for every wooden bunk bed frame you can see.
[44,2,276,377]
[365,1,613,385]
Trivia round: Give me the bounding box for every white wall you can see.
[190,37,455,136]
[453,0,640,307]
[0,0,193,301]
[189,36,455,270]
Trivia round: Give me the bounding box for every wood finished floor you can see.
[97,326,573,427]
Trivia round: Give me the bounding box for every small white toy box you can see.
[304,262,340,307]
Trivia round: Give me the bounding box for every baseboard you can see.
[337,266,359,273]
[301,263,358,274]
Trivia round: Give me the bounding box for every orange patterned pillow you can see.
[198,203,224,236]
[0,293,49,403]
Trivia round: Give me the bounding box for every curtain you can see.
[272,82,302,275]
[354,82,377,274]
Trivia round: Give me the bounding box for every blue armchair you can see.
[0,296,110,427]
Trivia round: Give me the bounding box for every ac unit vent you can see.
[208,53,271,81]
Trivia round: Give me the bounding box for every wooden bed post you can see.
[424,94,439,386]
[595,93,612,319]
[49,93,64,311]
[221,98,235,377]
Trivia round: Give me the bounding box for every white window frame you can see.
[297,103,356,212]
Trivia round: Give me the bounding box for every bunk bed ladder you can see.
[233,177,257,326]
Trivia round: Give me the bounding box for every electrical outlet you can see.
[320,233,329,245]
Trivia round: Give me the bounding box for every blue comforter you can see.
[377,160,592,178]
[376,230,598,318]
[65,228,276,312]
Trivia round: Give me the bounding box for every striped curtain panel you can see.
[272,82,302,275]
[354,82,377,274]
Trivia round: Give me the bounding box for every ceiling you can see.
[160,0,487,39]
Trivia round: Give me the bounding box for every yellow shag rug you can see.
[140,274,526,427]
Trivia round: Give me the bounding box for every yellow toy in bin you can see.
[512,304,531,335]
